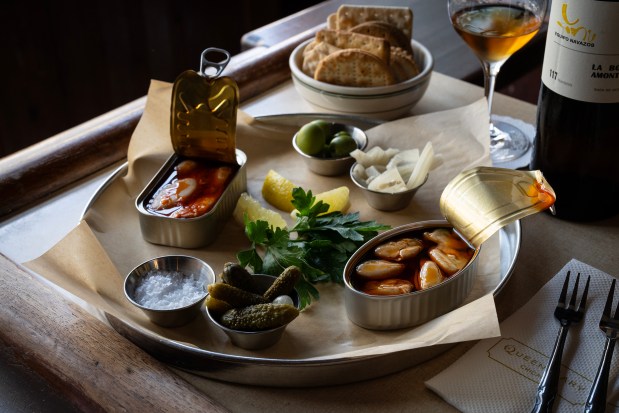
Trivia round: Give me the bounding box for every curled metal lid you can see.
[440,167,556,248]
[170,48,239,164]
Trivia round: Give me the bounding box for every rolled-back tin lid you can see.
[440,167,556,248]
[170,48,239,164]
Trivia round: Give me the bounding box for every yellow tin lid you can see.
[170,48,239,164]
[440,167,556,248]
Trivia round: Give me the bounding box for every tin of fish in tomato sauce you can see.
[135,48,247,248]
[135,150,247,248]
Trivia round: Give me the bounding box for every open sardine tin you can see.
[343,167,556,330]
[135,48,247,248]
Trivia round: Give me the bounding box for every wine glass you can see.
[448,0,547,163]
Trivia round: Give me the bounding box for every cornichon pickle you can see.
[220,262,262,294]
[263,266,302,302]
[220,303,299,331]
[205,295,233,315]
[207,282,267,308]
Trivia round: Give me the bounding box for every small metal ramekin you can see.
[350,165,428,211]
[124,255,215,328]
[292,123,368,176]
[206,274,299,350]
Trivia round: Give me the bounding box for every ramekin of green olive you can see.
[292,120,368,176]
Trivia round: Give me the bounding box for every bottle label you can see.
[541,0,619,103]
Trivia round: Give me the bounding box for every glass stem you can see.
[481,60,503,131]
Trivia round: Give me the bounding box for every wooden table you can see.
[3,3,605,413]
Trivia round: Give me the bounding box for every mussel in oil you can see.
[414,259,445,290]
[362,279,414,295]
[423,228,469,250]
[355,259,405,280]
[428,247,471,276]
[374,238,423,262]
[352,227,474,296]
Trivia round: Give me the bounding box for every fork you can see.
[531,271,590,413]
[584,278,619,413]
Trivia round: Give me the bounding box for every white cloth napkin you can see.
[426,259,619,413]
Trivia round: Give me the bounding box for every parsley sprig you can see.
[237,187,390,309]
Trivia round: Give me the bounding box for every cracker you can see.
[314,49,395,87]
[327,12,338,29]
[391,45,415,61]
[302,41,341,77]
[336,5,413,39]
[389,47,419,82]
[316,29,389,63]
[350,20,413,56]
[303,39,321,56]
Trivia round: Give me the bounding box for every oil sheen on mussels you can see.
[353,228,474,296]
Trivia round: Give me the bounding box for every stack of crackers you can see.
[302,5,419,87]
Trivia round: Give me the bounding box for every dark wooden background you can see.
[0,0,543,160]
[0,0,319,158]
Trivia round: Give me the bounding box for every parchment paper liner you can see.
[26,80,501,361]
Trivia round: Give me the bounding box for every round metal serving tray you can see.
[81,114,521,387]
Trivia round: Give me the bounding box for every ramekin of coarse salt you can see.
[124,255,215,327]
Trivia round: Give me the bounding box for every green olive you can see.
[328,135,358,157]
[296,122,326,156]
[309,120,332,140]
[333,131,352,141]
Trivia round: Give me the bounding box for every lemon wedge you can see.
[315,186,350,213]
[262,170,297,212]
[261,169,350,217]
[291,186,350,217]
[233,192,287,229]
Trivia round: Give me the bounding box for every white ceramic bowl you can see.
[289,39,433,120]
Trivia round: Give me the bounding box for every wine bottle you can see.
[531,0,619,221]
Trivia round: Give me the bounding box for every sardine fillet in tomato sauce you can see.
[148,159,235,218]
